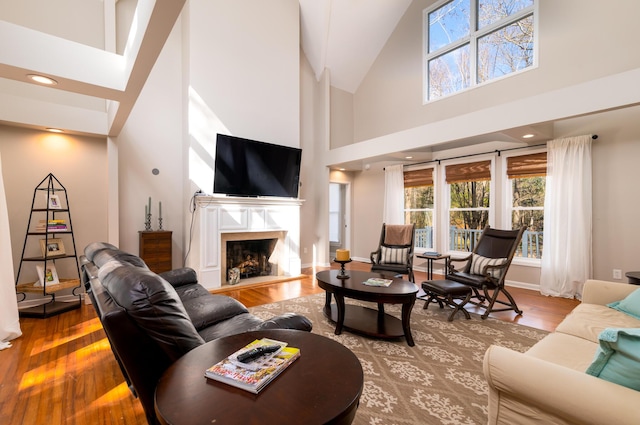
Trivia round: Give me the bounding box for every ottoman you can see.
[421,279,472,321]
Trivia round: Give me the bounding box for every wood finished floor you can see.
[0,261,580,425]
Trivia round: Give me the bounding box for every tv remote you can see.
[236,344,282,363]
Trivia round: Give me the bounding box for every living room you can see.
[1,0,640,422]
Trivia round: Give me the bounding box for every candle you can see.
[159,201,162,219]
[148,197,152,215]
[336,249,350,261]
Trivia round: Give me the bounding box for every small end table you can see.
[626,271,640,285]
[416,253,450,280]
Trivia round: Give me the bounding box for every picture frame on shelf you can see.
[48,194,62,209]
[35,262,60,286]
[40,238,65,257]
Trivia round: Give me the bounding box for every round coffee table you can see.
[154,329,363,425]
[316,270,418,346]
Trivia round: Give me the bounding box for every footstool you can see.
[421,279,472,321]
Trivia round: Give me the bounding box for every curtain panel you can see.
[540,135,593,299]
[383,165,405,225]
[0,153,22,347]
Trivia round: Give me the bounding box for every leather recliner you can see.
[81,242,312,425]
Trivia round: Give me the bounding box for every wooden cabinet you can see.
[139,231,172,273]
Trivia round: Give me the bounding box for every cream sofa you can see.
[483,279,640,425]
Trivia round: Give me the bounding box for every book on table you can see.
[204,338,300,394]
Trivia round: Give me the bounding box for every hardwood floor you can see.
[0,261,579,425]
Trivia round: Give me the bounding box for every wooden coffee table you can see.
[316,270,419,346]
[154,329,363,425]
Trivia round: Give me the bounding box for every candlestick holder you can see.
[333,258,352,279]
[158,217,163,230]
[145,213,152,231]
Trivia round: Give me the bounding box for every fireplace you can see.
[188,196,302,290]
[226,238,278,282]
[220,230,287,286]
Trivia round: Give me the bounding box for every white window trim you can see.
[404,164,439,251]
[441,155,496,254]
[422,0,539,104]
[501,146,546,266]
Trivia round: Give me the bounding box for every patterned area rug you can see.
[249,293,548,425]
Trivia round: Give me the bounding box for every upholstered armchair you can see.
[370,223,416,283]
[447,226,525,319]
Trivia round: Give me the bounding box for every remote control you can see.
[236,344,282,363]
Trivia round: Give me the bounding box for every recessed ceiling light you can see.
[46,128,64,133]
[522,133,535,139]
[405,156,413,159]
[338,168,345,171]
[28,74,58,85]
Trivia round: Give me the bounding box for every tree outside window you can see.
[446,160,491,252]
[507,152,546,258]
[425,0,535,101]
[404,168,435,249]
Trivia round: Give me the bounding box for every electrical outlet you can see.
[613,269,622,280]
[303,247,308,254]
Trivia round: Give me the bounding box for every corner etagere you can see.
[15,173,82,318]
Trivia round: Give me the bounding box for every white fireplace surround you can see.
[187,196,303,290]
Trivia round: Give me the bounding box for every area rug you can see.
[249,293,548,425]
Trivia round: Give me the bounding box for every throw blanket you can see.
[384,224,413,245]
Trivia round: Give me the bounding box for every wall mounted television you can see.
[213,134,302,198]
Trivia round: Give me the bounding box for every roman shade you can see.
[404,168,434,187]
[446,160,491,184]
[507,152,547,178]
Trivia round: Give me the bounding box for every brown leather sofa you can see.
[80,242,312,425]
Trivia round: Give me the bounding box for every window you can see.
[446,160,492,252]
[329,183,342,244]
[404,168,435,250]
[424,0,535,101]
[506,152,546,259]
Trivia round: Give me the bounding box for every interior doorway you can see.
[329,182,350,260]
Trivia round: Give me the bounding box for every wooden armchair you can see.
[447,226,526,319]
[370,223,416,283]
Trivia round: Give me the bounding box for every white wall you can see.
[114,13,185,265]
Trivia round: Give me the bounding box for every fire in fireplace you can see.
[226,238,278,282]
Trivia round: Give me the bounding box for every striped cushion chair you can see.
[446,226,526,319]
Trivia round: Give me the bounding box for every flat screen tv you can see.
[213,134,302,198]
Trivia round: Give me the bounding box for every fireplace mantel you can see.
[187,196,303,289]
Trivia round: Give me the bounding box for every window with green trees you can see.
[507,152,546,258]
[404,168,435,249]
[446,160,491,252]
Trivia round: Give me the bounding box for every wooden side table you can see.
[416,253,451,280]
[626,271,640,285]
[139,230,172,273]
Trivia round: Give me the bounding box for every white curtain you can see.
[540,135,593,299]
[383,165,404,225]
[0,153,22,348]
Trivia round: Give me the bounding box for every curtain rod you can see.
[401,134,599,168]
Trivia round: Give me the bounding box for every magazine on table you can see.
[362,277,393,287]
[205,338,300,393]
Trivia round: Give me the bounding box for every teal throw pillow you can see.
[585,328,640,391]
[607,288,640,320]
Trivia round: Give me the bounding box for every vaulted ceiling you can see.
[0,0,411,137]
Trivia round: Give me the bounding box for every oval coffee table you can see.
[316,270,418,346]
[154,329,363,425]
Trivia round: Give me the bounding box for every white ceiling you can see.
[299,0,412,93]
[0,0,411,137]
